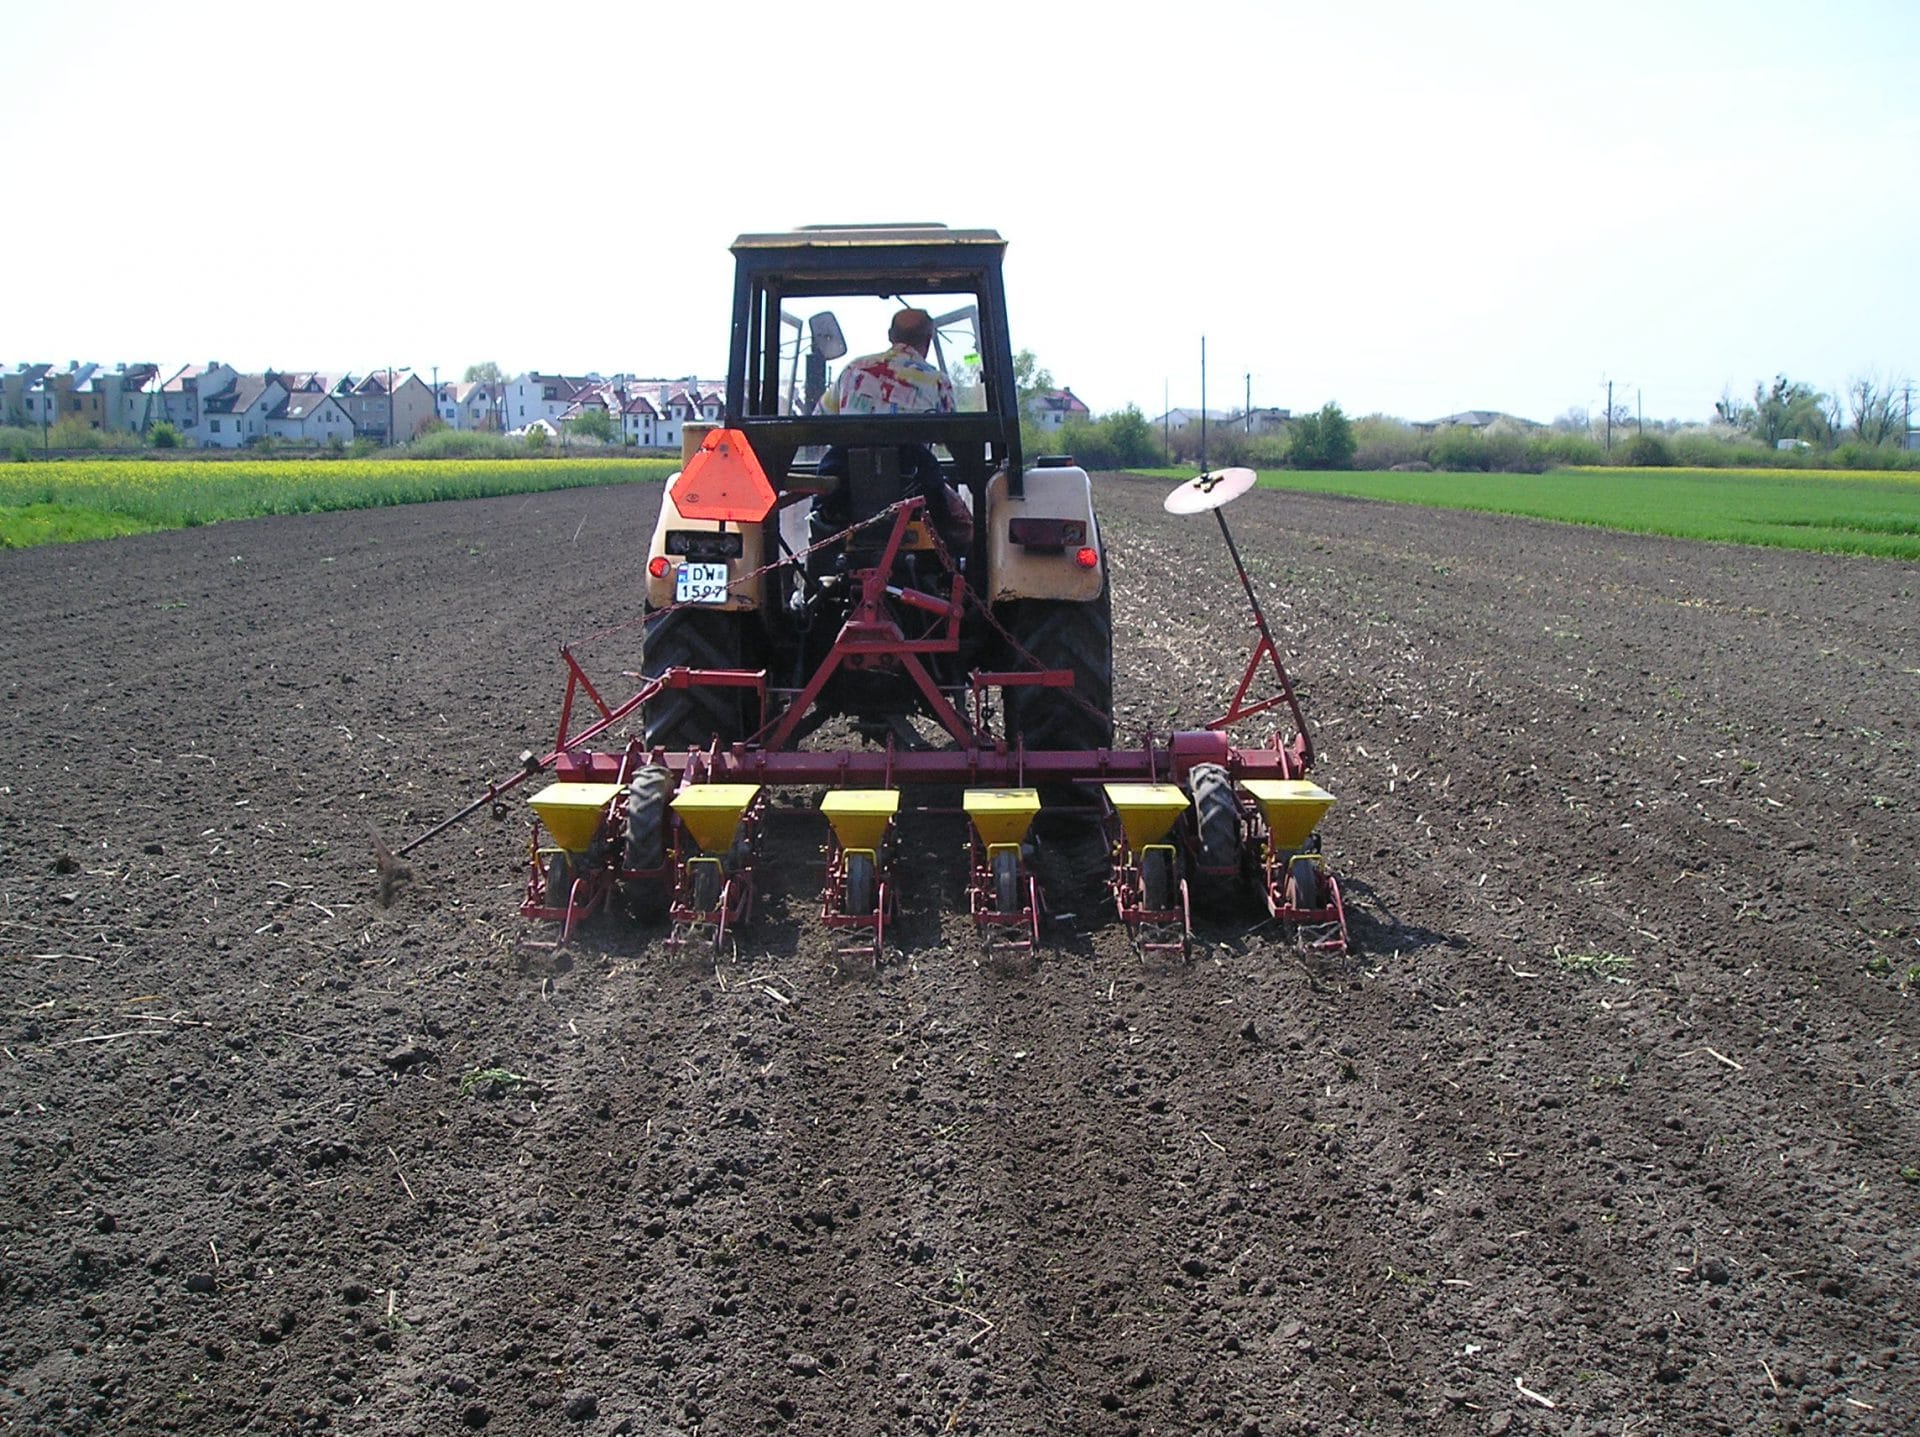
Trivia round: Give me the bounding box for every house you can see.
[268,389,354,445]
[1414,410,1542,433]
[436,380,503,432]
[622,392,661,448]
[198,374,289,447]
[335,369,436,444]
[152,362,238,435]
[504,372,588,431]
[1031,386,1091,430]
[3,363,52,426]
[106,364,163,432]
[1151,407,1235,432]
[1241,406,1290,435]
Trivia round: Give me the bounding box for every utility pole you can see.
[1637,388,1643,435]
[1199,336,1208,475]
[387,366,395,447]
[1605,378,1613,453]
[1163,378,1169,465]
[1245,372,1251,433]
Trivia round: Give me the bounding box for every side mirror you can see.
[809,312,847,362]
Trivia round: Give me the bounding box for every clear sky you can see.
[3,0,1914,425]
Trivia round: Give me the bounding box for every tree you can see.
[464,361,505,384]
[566,407,617,444]
[1747,375,1833,448]
[1102,405,1159,468]
[1713,387,1754,431]
[1287,402,1356,470]
[1846,375,1906,447]
[1012,349,1053,420]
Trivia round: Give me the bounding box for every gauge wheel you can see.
[1288,855,1321,913]
[992,849,1022,916]
[1141,847,1175,913]
[845,852,877,917]
[545,851,573,908]
[692,860,722,914]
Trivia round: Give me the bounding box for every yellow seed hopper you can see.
[528,782,625,854]
[670,783,763,855]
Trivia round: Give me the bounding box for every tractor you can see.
[401,224,1348,960]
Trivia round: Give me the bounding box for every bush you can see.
[523,427,550,452]
[2,426,40,461]
[1350,415,1428,470]
[148,421,182,449]
[1527,431,1606,467]
[1285,403,1356,470]
[1054,404,1177,470]
[1831,441,1920,472]
[407,428,523,460]
[47,419,140,452]
[1619,432,1672,467]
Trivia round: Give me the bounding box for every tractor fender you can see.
[985,464,1105,604]
[643,475,766,612]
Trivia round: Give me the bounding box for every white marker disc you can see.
[1163,466,1258,514]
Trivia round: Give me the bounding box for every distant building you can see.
[1031,386,1092,430]
[1413,410,1542,433]
[336,369,436,443]
[437,380,503,432]
[1151,407,1235,432]
[269,389,354,445]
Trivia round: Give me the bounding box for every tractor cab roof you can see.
[731,225,1007,294]
[732,223,1005,252]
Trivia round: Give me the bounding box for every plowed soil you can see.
[3,474,1917,1436]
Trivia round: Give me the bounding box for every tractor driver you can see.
[822,308,956,416]
[814,308,970,546]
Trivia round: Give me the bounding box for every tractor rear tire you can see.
[1186,762,1247,916]
[999,584,1115,756]
[1000,581,1115,912]
[620,766,672,921]
[641,605,759,751]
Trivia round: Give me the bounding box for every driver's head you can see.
[888,308,936,354]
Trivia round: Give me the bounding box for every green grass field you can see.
[0,457,677,549]
[8,457,1920,560]
[1142,466,1920,560]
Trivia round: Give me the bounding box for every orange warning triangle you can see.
[669,428,776,523]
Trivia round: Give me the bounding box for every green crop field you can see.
[1142,466,1920,560]
[0,457,678,549]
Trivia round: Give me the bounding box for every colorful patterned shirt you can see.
[823,343,956,415]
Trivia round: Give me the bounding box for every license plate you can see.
[674,562,730,605]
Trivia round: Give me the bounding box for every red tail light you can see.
[1074,547,1099,569]
[648,556,671,579]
